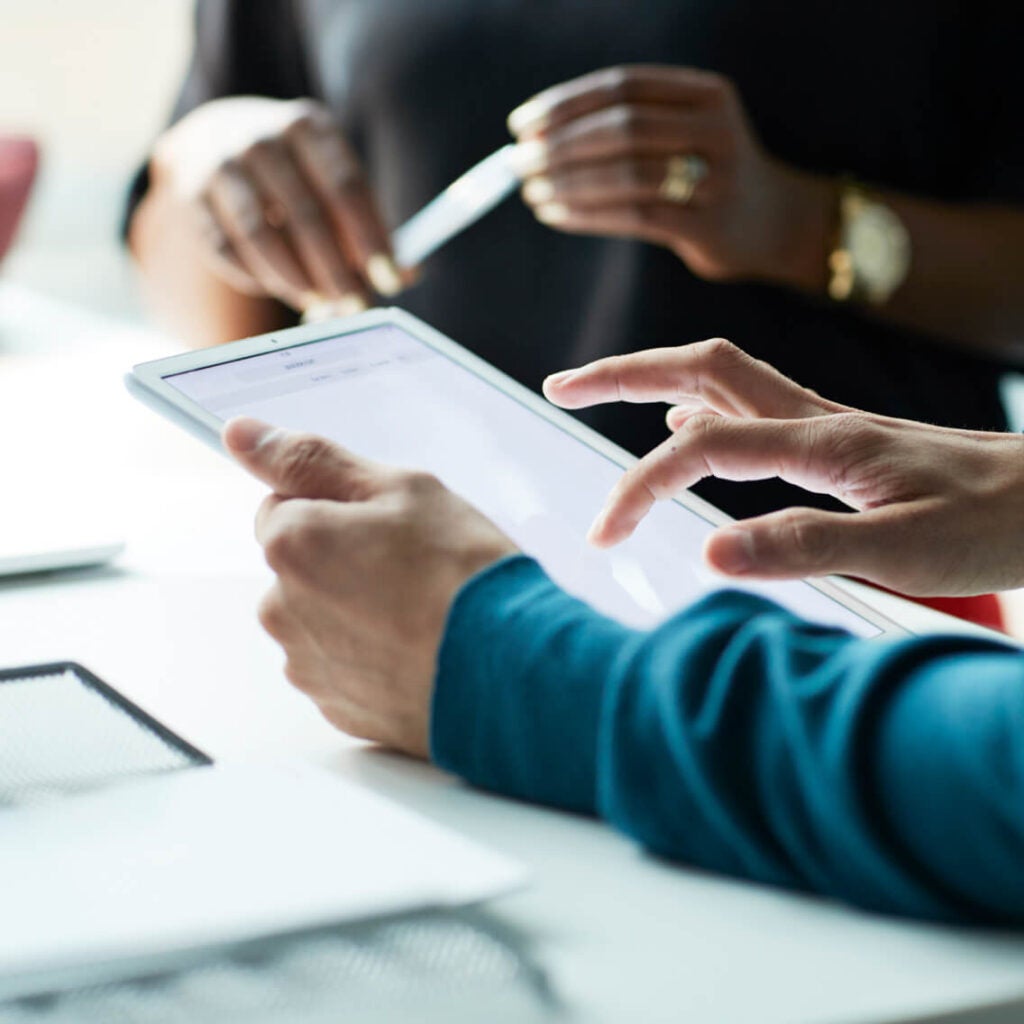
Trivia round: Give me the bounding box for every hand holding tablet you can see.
[222,416,519,757]
[126,308,894,638]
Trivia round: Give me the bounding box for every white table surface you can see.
[3,282,1024,1024]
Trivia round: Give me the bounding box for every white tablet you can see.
[127,308,898,637]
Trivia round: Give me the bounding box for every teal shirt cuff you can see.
[431,555,639,814]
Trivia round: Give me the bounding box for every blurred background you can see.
[2,0,1023,632]
[0,0,189,322]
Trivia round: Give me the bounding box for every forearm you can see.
[434,557,1024,923]
[767,170,1024,358]
[129,177,292,348]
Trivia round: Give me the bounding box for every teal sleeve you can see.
[431,556,1024,924]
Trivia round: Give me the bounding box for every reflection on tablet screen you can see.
[166,326,881,637]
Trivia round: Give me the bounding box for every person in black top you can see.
[127,1,1024,527]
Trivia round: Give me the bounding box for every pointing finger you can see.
[544,339,838,420]
[588,414,851,547]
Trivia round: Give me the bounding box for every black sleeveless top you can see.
[131,0,1024,518]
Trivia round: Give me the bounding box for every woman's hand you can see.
[509,66,831,289]
[544,339,1024,597]
[150,97,407,314]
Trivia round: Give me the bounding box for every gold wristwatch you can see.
[827,182,911,306]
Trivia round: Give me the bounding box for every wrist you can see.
[753,163,834,294]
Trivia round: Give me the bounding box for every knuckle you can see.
[289,98,322,119]
[828,411,874,439]
[630,201,659,226]
[263,527,302,575]
[778,511,835,566]
[238,211,267,240]
[321,705,360,736]
[257,590,289,638]
[286,102,325,134]
[291,196,324,225]
[610,103,639,136]
[621,159,643,189]
[701,70,729,90]
[211,238,236,261]
[701,337,743,368]
[278,435,332,492]
[239,137,276,165]
[699,69,733,102]
[195,208,228,246]
[676,411,721,444]
[330,164,364,198]
[283,118,311,145]
[227,194,266,237]
[262,509,323,577]
[692,338,748,389]
[400,469,443,499]
[216,156,243,180]
[816,413,881,478]
[818,412,877,456]
[200,216,228,247]
[283,659,320,698]
[195,182,218,209]
[286,513,328,560]
[603,65,633,102]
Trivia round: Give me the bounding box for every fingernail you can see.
[227,417,278,453]
[334,294,370,317]
[508,97,550,136]
[522,177,556,206]
[301,294,368,324]
[713,528,755,574]
[536,202,570,225]
[544,368,577,388]
[366,253,404,297]
[510,139,549,177]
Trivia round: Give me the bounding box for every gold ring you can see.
[660,154,708,205]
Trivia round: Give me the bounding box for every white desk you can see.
[3,284,1024,1024]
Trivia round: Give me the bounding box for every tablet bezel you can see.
[127,307,903,637]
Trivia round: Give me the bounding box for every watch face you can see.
[848,200,911,298]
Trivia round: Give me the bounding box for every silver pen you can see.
[391,144,522,268]
[303,144,526,322]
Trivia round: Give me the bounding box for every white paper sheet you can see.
[0,763,526,999]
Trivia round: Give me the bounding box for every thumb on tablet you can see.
[223,417,381,501]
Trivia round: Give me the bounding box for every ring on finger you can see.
[660,154,708,205]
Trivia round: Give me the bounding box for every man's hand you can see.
[544,339,1024,597]
[223,418,518,756]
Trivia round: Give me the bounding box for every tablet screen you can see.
[165,325,881,636]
